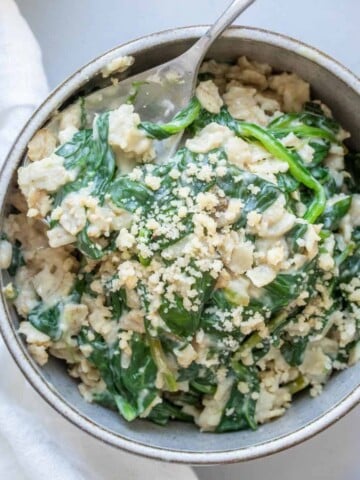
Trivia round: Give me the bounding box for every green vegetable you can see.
[249,268,311,314]
[337,235,360,285]
[71,272,96,300]
[193,107,326,223]
[121,333,158,413]
[286,223,308,254]
[106,288,127,320]
[201,290,244,344]
[232,310,293,364]
[177,362,217,395]
[147,400,193,425]
[7,240,25,277]
[281,336,309,366]
[139,97,202,139]
[345,152,360,193]
[147,336,178,392]
[285,374,310,395]
[78,329,159,421]
[216,364,259,432]
[78,329,138,421]
[277,172,300,194]
[76,223,104,260]
[319,196,352,231]
[308,139,331,166]
[55,112,115,204]
[139,284,178,392]
[216,165,281,227]
[126,81,148,105]
[56,129,92,170]
[159,269,214,338]
[28,302,62,340]
[268,105,339,142]
[235,122,326,223]
[109,178,154,213]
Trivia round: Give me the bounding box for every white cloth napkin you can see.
[0,2,197,479]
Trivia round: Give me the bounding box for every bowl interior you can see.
[1,28,359,462]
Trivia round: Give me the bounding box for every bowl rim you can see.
[0,25,359,465]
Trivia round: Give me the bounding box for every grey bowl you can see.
[0,26,359,464]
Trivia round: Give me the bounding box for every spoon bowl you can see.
[1,26,359,464]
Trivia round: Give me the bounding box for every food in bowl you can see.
[1,55,359,432]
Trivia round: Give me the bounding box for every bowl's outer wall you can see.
[0,27,359,464]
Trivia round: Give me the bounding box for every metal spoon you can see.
[24,0,255,173]
[106,0,256,158]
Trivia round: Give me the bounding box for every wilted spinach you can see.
[78,328,158,421]
[7,240,25,277]
[55,113,115,205]
[216,363,259,432]
[28,302,62,340]
[139,97,201,139]
[159,269,214,338]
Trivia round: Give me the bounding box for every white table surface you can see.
[15,1,360,478]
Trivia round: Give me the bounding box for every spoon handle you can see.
[184,0,256,66]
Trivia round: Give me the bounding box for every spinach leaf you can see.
[191,106,326,223]
[177,362,217,395]
[303,101,326,116]
[190,376,217,395]
[109,177,154,213]
[280,304,336,367]
[345,152,360,193]
[121,333,158,413]
[319,196,352,231]
[91,389,118,410]
[268,108,339,142]
[71,272,96,301]
[76,223,104,260]
[147,400,192,425]
[138,283,178,392]
[309,165,338,198]
[232,310,293,364]
[78,329,158,421]
[159,295,199,338]
[126,81,148,105]
[216,364,259,432]
[338,246,360,285]
[106,288,127,320]
[55,113,115,205]
[201,290,244,343]
[216,166,281,228]
[277,172,300,194]
[286,223,308,254]
[166,390,202,408]
[56,129,92,169]
[139,97,201,139]
[159,269,214,338]
[28,302,62,340]
[308,139,331,166]
[92,113,116,199]
[250,270,307,313]
[7,240,25,277]
[281,336,309,366]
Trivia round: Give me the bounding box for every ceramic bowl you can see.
[0,26,359,464]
